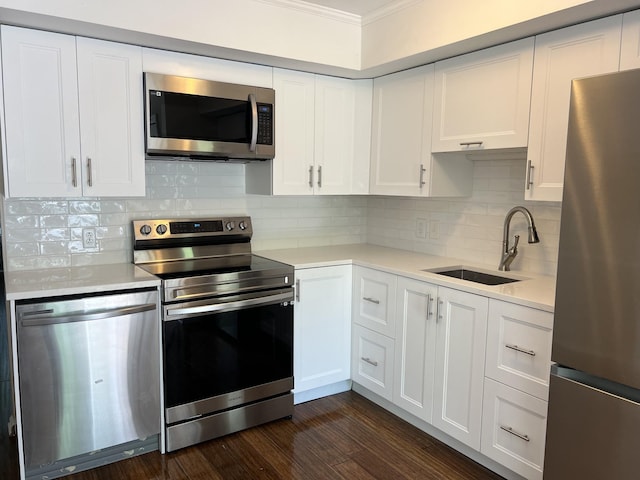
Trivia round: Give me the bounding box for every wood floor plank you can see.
[1,391,505,480]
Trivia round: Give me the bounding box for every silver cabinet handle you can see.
[426,294,433,319]
[419,164,426,188]
[87,157,93,187]
[248,93,258,152]
[500,425,530,442]
[308,165,314,188]
[361,357,378,367]
[363,296,380,305]
[526,160,534,190]
[71,157,78,187]
[437,298,444,321]
[317,165,322,188]
[505,343,536,356]
[295,279,301,302]
[460,141,484,147]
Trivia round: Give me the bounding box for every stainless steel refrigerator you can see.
[544,69,640,479]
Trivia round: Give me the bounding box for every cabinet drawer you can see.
[481,378,547,480]
[486,300,553,400]
[352,267,397,337]
[351,324,394,401]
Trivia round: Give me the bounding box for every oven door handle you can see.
[165,291,292,318]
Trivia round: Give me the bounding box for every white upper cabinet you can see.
[1,26,145,198]
[432,38,534,153]
[620,9,640,70]
[249,69,371,196]
[369,65,473,197]
[271,69,316,195]
[369,65,433,197]
[525,15,622,202]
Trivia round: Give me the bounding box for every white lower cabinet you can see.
[432,286,489,450]
[293,265,352,401]
[349,268,553,478]
[393,277,437,422]
[481,378,548,480]
[351,324,395,401]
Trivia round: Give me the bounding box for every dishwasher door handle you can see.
[20,303,157,327]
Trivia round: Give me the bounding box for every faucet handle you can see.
[512,234,520,250]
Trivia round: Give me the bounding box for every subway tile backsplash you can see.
[2,158,561,276]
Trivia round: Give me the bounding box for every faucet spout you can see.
[499,206,540,271]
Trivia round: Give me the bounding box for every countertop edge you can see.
[257,244,556,312]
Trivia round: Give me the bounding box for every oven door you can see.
[163,287,294,425]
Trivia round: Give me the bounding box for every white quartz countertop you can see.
[4,264,160,301]
[256,244,556,312]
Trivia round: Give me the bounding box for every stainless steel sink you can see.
[424,266,522,286]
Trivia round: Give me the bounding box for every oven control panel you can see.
[133,216,252,241]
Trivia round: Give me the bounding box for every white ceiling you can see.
[301,0,405,16]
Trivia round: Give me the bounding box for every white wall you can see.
[366,159,561,276]
[1,161,368,270]
[1,0,639,76]
[0,0,362,70]
[2,158,560,276]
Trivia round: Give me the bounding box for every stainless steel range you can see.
[132,216,294,452]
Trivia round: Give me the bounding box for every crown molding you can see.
[362,0,422,25]
[255,0,423,26]
[255,0,361,25]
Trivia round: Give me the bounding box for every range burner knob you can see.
[140,224,152,235]
[239,221,247,230]
[156,224,168,235]
[225,221,235,231]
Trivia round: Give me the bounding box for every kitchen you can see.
[0,0,639,479]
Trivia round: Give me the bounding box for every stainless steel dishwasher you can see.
[16,288,160,471]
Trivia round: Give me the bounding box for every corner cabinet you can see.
[431,38,534,153]
[1,26,145,198]
[249,69,371,196]
[293,265,352,403]
[369,65,473,197]
[525,15,622,202]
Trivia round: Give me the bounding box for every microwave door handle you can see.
[249,93,258,152]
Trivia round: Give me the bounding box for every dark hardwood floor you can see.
[1,391,504,480]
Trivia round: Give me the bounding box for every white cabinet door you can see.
[393,277,437,423]
[314,76,371,195]
[620,10,640,70]
[272,68,316,195]
[352,266,397,337]
[525,15,622,201]
[433,287,488,450]
[1,26,145,198]
[432,38,534,153]
[293,265,352,396]
[77,38,145,197]
[369,65,433,196]
[2,26,82,197]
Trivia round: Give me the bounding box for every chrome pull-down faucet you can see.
[499,206,540,271]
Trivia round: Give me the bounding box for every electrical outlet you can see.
[83,228,97,248]
[416,218,427,239]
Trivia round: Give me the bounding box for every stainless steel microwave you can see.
[143,72,275,161]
